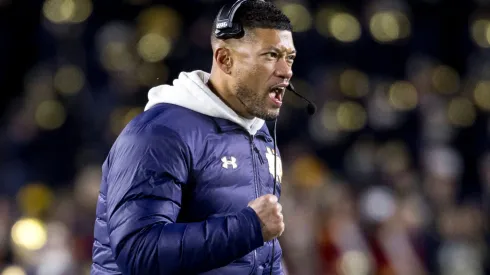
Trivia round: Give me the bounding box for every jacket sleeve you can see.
[105,126,264,275]
[263,239,284,275]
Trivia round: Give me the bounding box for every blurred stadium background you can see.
[0,0,489,274]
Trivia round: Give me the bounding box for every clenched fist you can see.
[247,194,284,242]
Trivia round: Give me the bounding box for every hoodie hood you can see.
[144,70,265,135]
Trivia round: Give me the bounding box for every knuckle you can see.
[269,195,278,203]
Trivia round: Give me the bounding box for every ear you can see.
[214,47,233,75]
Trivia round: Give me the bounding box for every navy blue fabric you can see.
[91,103,284,275]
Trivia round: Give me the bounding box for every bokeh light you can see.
[369,11,411,43]
[315,8,333,38]
[360,186,396,222]
[43,0,93,24]
[473,80,490,111]
[447,97,476,127]
[329,12,362,43]
[291,156,328,188]
[17,183,54,217]
[74,166,103,210]
[280,3,312,32]
[35,100,66,130]
[137,6,182,40]
[54,65,85,95]
[101,42,135,72]
[470,18,490,48]
[389,81,418,110]
[376,141,411,174]
[321,101,341,131]
[339,250,371,275]
[11,218,47,251]
[1,266,26,275]
[339,69,369,98]
[337,101,367,131]
[316,8,361,43]
[137,33,171,63]
[312,104,345,144]
[432,65,460,94]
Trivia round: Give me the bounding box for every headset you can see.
[213,1,316,274]
[214,0,248,40]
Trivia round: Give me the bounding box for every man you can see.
[91,1,296,274]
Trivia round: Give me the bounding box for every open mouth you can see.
[269,86,285,106]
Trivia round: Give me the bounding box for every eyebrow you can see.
[268,46,296,54]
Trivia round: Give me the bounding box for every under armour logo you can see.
[221,156,237,169]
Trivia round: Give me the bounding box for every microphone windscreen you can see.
[307,103,317,115]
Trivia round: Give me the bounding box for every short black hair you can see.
[211,0,292,42]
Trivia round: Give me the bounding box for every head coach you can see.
[90,0,313,274]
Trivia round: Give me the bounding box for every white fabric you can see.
[144,70,265,135]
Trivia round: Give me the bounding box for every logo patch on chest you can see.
[221,156,237,169]
[265,147,282,183]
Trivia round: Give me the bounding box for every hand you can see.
[247,194,284,242]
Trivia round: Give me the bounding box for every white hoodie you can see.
[144,70,265,135]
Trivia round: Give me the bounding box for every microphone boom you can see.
[286,83,316,115]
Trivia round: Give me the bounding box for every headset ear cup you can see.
[215,23,244,40]
[214,0,247,40]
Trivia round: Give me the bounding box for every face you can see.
[230,28,296,120]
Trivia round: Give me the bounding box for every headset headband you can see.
[214,0,264,40]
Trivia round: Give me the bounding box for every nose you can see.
[274,58,293,80]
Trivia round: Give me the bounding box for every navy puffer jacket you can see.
[91,70,284,275]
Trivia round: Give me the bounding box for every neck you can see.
[208,68,254,119]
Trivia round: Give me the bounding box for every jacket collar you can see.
[212,117,272,141]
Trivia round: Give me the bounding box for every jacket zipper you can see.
[253,144,265,164]
[249,135,260,274]
[250,135,260,198]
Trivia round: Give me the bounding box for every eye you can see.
[266,52,279,58]
[287,55,296,62]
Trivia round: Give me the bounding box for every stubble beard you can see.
[235,84,280,121]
